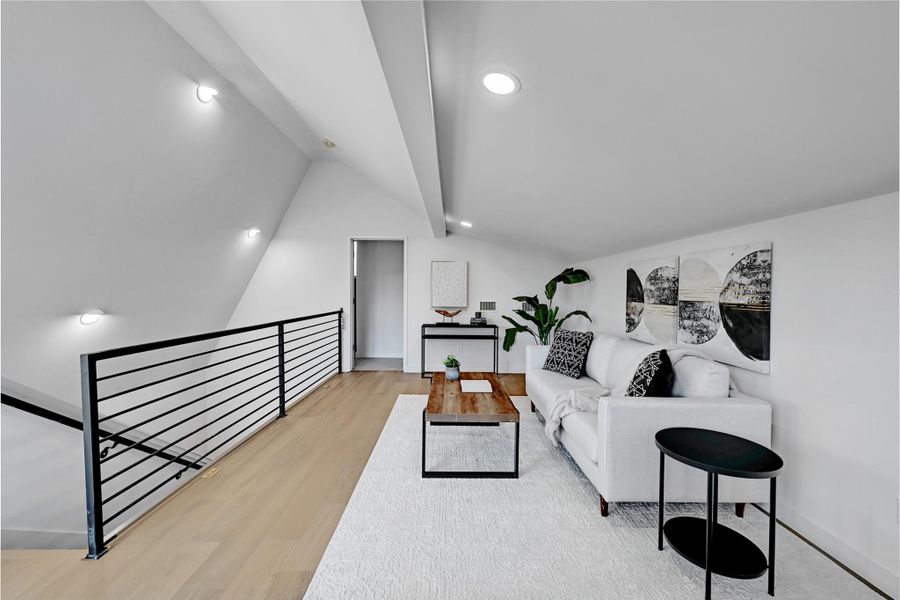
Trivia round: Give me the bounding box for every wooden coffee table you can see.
[422,372,520,478]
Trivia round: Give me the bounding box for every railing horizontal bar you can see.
[284,358,339,397]
[282,318,339,338]
[99,364,280,440]
[283,351,338,387]
[100,384,280,485]
[98,354,279,421]
[96,332,280,382]
[283,340,338,371]
[102,405,281,526]
[100,372,282,465]
[283,329,338,350]
[286,362,339,403]
[88,310,341,361]
[97,343,279,403]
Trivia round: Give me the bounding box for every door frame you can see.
[347,237,408,372]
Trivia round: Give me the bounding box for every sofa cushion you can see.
[560,411,598,463]
[672,356,731,398]
[606,338,658,389]
[584,333,618,386]
[527,369,605,415]
[543,329,594,379]
[626,349,674,397]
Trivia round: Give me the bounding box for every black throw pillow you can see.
[626,349,674,397]
[542,329,594,379]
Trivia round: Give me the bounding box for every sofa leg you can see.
[735,502,745,518]
[530,401,535,413]
[599,495,609,517]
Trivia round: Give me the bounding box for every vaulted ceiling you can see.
[157,0,898,261]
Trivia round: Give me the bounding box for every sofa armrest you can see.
[596,394,772,502]
[525,345,550,371]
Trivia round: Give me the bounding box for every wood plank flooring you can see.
[1,371,524,600]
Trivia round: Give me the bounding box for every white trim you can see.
[775,502,899,598]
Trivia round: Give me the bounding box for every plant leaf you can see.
[545,268,591,301]
[502,316,538,351]
[555,309,593,332]
[513,309,543,328]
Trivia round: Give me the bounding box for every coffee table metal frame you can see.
[421,372,519,479]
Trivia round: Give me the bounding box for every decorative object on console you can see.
[442,354,460,381]
[502,268,592,351]
[542,329,595,379]
[431,261,468,308]
[677,243,772,373]
[435,309,462,325]
[470,311,487,326]
[625,256,679,344]
[625,349,674,397]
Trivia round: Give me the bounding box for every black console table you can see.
[656,427,784,599]
[420,324,499,378]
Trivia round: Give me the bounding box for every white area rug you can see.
[303,395,881,599]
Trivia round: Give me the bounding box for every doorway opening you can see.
[352,239,405,371]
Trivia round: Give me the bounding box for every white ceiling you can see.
[425,1,899,260]
[200,0,429,222]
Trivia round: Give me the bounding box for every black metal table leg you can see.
[421,409,426,476]
[705,472,715,600]
[658,451,665,550]
[769,477,777,596]
[513,420,520,477]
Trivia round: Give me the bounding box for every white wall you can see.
[0,1,309,408]
[226,161,566,374]
[355,241,404,358]
[0,1,309,543]
[554,193,899,597]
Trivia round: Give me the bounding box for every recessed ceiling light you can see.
[246,228,261,239]
[481,71,519,95]
[459,221,473,228]
[196,85,218,103]
[80,309,105,326]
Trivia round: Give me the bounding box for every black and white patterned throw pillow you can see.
[626,349,675,397]
[542,329,594,379]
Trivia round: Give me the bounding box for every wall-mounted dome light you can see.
[481,71,520,95]
[459,221,473,228]
[80,309,105,326]
[323,137,337,149]
[247,228,261,239]
[196,85,218,103]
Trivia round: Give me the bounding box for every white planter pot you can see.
[445,367,460,381]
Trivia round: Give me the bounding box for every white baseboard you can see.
[772,503,898,599]
[2,527,85,549]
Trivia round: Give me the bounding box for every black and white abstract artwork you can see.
[677,243,772,373]
[625,256,679,344]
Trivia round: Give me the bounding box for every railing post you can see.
[337,309,343,373]
[277,324,286,418]
[81,354,107,559]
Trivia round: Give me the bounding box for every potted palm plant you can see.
[443,354,461,380]
[502,268,592,351]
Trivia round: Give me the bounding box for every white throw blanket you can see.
[543,345,736,444]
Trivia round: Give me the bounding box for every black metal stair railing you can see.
[81,309,343,558]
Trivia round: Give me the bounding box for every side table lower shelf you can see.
[664,517,768,580]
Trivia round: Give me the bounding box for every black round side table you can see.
[656,427,784,600]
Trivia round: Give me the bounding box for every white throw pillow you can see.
[606,338,659,390]
[584,333,618,386]
[671,356,731,398]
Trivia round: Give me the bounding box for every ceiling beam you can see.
[363,0,446,237]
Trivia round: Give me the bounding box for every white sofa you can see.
[526,334,772,516]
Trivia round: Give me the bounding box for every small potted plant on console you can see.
[443,354,460,381]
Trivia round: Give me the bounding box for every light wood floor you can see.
[1,371,525,600]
